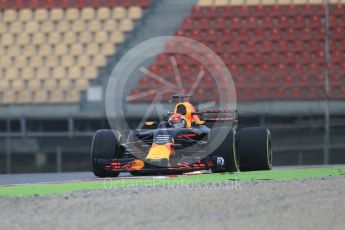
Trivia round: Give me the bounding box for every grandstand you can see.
[131,0,345,102]
[0,0,344,173]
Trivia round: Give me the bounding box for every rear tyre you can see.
[208,127,239,173]
[91,129,121,178]
[238,127,272,171]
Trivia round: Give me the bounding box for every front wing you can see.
[93,156,225,173]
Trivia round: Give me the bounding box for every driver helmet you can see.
[169,113,184,125]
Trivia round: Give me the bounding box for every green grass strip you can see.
[0,166,344,197]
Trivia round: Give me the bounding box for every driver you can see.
[168,113,186,128]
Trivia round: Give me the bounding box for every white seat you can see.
[35,9,48,22]
[79,31,92,44]
[66,8,80,21]
[19,9,33,22]
[46,56,59,68]
[41,21,55,33]
[9,21,23,34]
[17,33,30,45]
[97,7,111,20]
[51,9,64,21]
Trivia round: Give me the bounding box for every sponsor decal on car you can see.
[216,157,225,166]
[123,159,145,170]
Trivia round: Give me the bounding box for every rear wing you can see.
[192,110,239,123]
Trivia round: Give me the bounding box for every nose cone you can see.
[146,144,173,161]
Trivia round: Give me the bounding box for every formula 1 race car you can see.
[91,95,272,177]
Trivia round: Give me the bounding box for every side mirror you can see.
[191,121,197,127]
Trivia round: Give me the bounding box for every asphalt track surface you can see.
[0,176,344,230]
[0,171,131,185]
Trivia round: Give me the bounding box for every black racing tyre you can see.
[238,127,272,171]
[208,127,239,173]
[91,129,121,178]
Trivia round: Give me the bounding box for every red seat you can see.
[328,16,338,29]
[282,52,297,65]
[315,28,326,40]
[258,40,273,53]
[244,17,257,29]
[260,16,274,28]
[275,64,288,76]
[274,88,286,100]
[291,16,306,29]
[182,18,195,30]
[266,53,280,64]
[289,87,303,100]
[229,64,241,76]
[175,29,186,37]
[291,64,303,75]
[156,54,169,66]
[298,75,310,85]
[308,40,323,52]
[198,18,210,30]
[300,4,315,17]
[339,40,345,52]
[74,0,86,8]
[204,30,218,42]
[290,40,305,52]
[331,74,343,84]
[213,41,225,54]
[283,75,294,85]
[214,18,227,30]
[309,16,322,29]
[227,41,241,53]
[331,51,344,64]
[331,4,345,16]
[276,16,289,29]
[307,64,322,75]
[235,53,247,65]
[138,0,151,8]
[29,0,40,9]
[243,64,256,77]
[252,28,265,41]
[0,0,10,10]
[58,0,70,9]
[258,64,272,76]
[190,29,201,41]
[122,0,134,8]
[285,28,297,41]
[191,6,204,19]
[13,0,25,9]
[314,74,325,86]
[251,53,263,65]
[267,28,281,41]
[238,6,251,18]
[205,6,221,19]
[237,29,249,41]
[230,17,242,29]
[315,5,325,16]
[333,27,345,40]
[276,40,289,52]
[254,5,267,17]
[315,51,326,64]
[299,52,312,64]
[269,5,282,17]
[339,63,345,73]
[301,28,313,41]
[285,5,299,17]
[223,6,237,18]
[243,41,256,53]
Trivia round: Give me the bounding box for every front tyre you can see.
[208,127,239,173]
[238,127,272,171]
[91,129,121,178]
